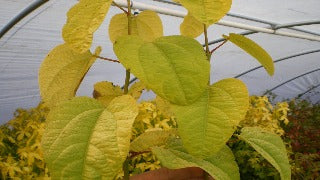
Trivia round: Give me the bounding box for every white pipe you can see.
[114,0,187,17]
[113,0,320,42]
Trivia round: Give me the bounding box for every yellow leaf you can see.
[128,81,145,100]
[130,129,177,152]
[135,10,163,41]
[109,13,129,43]
[224,33,274,76]
[109,10,163,43]
[93,81,123,106]
[179,0,232,25]
[62,0,112,53]
[180,13,203,38]
[42,96,138,179]
[39,44,101,107]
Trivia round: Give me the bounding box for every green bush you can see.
[283,99,320,179]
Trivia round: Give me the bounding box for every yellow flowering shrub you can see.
[229,96,290,179]
[240,96,289,135]
[118,100,177,178]
[0,103,50,179]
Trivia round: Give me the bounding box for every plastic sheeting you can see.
[0,0,320,123]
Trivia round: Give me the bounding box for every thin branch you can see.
[124,70,130,94]
[203,24,211,60]
[123,0,132,95]
[210,39,228,54]
[129,151,151,158]
[94,55,120,63]
[123,159,130,180]
[112,2,128,14]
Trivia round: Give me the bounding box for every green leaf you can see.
[152,138,240,180]
[171,78,249,158]
[240,127,291,180]
[41,96,138,179]
[224,33,274,76]
[180,13,203,38]
[109,11,163,43]
[114,35,210,105]
[130,129,177,152]
[62,0,112,53]
[39,44,101,108]
[205,146,240,180]
[93,81,123,106]
[179,0,232,25]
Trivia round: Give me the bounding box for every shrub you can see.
[283,100,320,179]
[228,96,290,180]
[0,103,49,179]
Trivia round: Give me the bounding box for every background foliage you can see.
[284,99,320,179]
[0,103,49,179]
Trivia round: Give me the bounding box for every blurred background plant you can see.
[0,103,50,179]
[228,96,289,180]
[1,95,319,179]
[228,96,320,180]
[283,99,320,179]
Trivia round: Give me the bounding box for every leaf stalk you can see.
[210,40,228,54]
[123,0,132,94]
[112,2,128,14]
[94,55,120,63]
[203,24,211,61]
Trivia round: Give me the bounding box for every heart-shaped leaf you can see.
[42,96,138,179]
[171,78,249,158]
[109,10,163,43]
[114,35,210,105]
[180,13,203,38]
[39,44,100,108]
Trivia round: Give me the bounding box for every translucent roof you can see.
[1,0,320,123]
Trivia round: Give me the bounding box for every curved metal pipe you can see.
[264,68,320,95]
[0,0,49,39]
[274,20,320,29]
[234,49,320,78]
[153,0,320,37]
[297,83,320,98]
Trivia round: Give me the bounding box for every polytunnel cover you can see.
[0,0,320,123]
